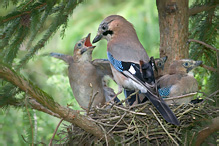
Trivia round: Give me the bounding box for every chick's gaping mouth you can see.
[84,33,93,47]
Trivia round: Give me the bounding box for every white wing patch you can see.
[129,65,136,74]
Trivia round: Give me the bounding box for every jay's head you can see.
[153,56,168,79]
[92,15,136,43]
[154,56,168,71]
[169,59,202,74]
[73,33,95,62]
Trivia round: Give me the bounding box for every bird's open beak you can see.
[92,33,102,43]
[85,33,93,47]
[88,46,96,50]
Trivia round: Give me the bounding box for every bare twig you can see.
[189,5,217,16]
[149,108,179,146]
[87,87,99,115]
[49,118,64,146]
[107,112,126,134]
[188,39,218,69]
[188,39,218,52]
[99,124,109,146]
[115,90,139,106]
[195,116,219,146]
[21,135,46,145]
[101,88,124,109]
[200,64,217,72]
[110,103,147,116]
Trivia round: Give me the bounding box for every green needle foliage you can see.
[189,0,218,94]
[0,0,218,145]
[0,0,83,107]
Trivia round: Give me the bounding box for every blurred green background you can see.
[0,0,209,145]
[0,1,160,145]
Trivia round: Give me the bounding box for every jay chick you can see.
[154,56,168,80]
[51,33,119,110]
[158,59,202,101]
[92,15,179,125]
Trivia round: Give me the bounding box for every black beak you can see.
[195,61,202,66]
[88,46,96,50]
[92,34,103,43]
[163,56,168,62]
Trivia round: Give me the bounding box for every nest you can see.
[56,91,218,145]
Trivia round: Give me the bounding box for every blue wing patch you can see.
[107,51,146,82]
[158,86,172,98]
[107,52,123,72]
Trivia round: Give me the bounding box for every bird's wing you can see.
[92,59,113,78]
[108,51,156,94]
[107,51,180,125]
[50,52,73,64]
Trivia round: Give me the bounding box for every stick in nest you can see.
[149,108,179,146]
[87,83,99,115]
[107,112,127,134]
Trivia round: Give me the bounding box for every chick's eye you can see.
[184,62,189,67]
[77,43,82,47]
[158,62,162,67]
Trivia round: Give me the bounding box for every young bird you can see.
[154,56,168,80]
[50,33,119,110]
[92,15,179,125]
[158,59,202,100]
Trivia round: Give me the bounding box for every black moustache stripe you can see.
[103,30,113,36]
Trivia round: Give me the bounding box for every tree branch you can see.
[28,98,61,118]
[195,117,219,146]
[189,5,217,16]
[0,62,105,139]
[200,64,217,72]
[188,39,217,52]
[188,39,219,69]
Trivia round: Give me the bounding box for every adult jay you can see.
[157,59,202,100]
[139,56,168,103]
[50,33,119,110]
[92,15,179,125]
[124,57,158,106]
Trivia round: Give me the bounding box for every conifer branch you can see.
[200,64,217,72]
[188,39,217,52]
[0,62,105,139]
[189,5,217,16]
[195,117,219,146]
[0,3,47,25]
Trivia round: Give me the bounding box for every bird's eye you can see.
[102,25,107,30]
[158,62,162,67]
[183,62,190,67]
[77,43,82,47]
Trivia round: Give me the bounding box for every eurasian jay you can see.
[124,57,157,106]
[140,56,168,103]
[157,59,202,100]
[154,56,168,80]
[92,15,179,125]
[50,33,119,110]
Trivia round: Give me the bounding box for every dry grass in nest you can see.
[56,91,218,145]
